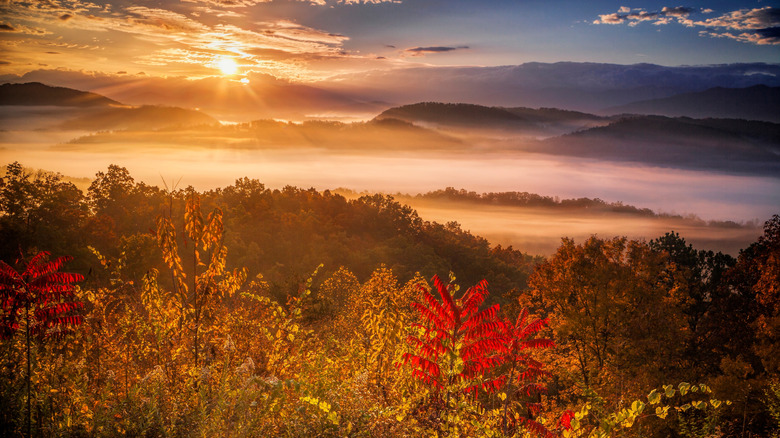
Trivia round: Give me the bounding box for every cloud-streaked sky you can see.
[1,0,778,83]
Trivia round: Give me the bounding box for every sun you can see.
[217,57,238,75]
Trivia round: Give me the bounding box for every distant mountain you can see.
[60,105,217,131]
[5,63,778,117]
[502,107,604,124]
[376,103,532,128]
[605,85,780,122]
[535,116,780,176]
[375,102,606,136]
[0,82,120,107]
[324,62,780,111]
[0,82,218,131]
[66,117,462,151]
[0,71,389,121]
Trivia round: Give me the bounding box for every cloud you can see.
[594,6,780,45]
[180,0,398,7]
[0,21,50,35]
[1,0,361,80]
[594,7,687,26]
[123,6,210,35]
[661,6,695,17]
[192,6,245,18]
[180,0,272,8]
[404,46,469,56]
[338,0,402,4]
[695,7,779,31]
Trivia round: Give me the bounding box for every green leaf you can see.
[648,389,661,405]
[678,382,691,396]
[710,399,722,409]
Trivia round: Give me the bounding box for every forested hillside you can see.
[0,162,778,437]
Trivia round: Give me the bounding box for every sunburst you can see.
[216,57,238,75]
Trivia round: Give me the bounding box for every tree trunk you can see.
[26,301,32,438]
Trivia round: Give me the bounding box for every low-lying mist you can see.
[2,112,777,256]
[400,201,762,256]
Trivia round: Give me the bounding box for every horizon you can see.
[2,1,778,83]
[1,0,778,256]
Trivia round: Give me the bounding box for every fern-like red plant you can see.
[497,307,556,437]
[0,251,84,436]
[0,251,84,340]
[401,274,506,398]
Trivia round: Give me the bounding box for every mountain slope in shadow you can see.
[0,82,218,131]
[0,82,120,107]
[375,102,607,136]
[535,116,780,176]
[605,85,780,123]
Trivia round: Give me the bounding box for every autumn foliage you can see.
[0,162,777,437]
[0,251,84,340]
[403,275,503,392]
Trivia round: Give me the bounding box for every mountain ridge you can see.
[605,85,780,122]
[0,82,121,107]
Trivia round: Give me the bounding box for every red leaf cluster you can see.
[0,251,84,340]
[401,274,556,436]
[401,275,506,391]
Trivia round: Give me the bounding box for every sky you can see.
[1,0,778,84]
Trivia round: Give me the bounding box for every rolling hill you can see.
[375,102,607,136]
[605,85,780,122]
[59,105,217,131]
[0,82,218,131]
[0,82,120,107]
[535,116,780,176]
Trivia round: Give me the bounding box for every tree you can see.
[0,162,88,261]
[0,251,83,436]
[87,164,165,246]
[87,164,136,217]
[529,237,687,408]
[156,193,245,368]
[649,232,735,374]
[736,215,780,375]
[710,215,780,436]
